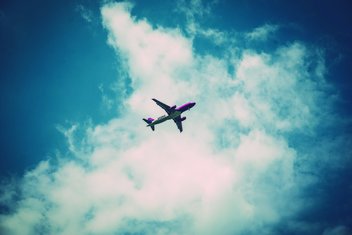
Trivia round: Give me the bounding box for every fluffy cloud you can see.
[0,2,347,235]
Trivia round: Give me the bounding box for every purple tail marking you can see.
[143,118,155,131]
[143,118,154,124]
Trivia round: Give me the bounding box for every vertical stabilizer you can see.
[143,118,155,131]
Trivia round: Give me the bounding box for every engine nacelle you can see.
[181,117,186,121]
[170,105,176,110]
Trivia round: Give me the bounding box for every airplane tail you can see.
[143,118,155,131]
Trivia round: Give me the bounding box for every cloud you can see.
[0,1,346,235]
[246,24,279,41]
[76,4,94,23]
[323,226,351,235]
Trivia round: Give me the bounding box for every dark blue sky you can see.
[0,1,351,234]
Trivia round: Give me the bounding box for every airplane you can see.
[143,98,196,132]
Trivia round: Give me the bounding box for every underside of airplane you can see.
[143,98,196,132]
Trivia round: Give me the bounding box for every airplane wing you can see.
[173,116,183,132]
[152,98,172,114]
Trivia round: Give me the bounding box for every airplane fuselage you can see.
[149,111,182,126]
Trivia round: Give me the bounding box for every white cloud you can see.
[246,24,279,41]
[102,2,194,112]
[0,2,337,235]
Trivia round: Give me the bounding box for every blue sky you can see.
[0,0,351,234]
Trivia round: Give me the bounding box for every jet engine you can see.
[181,117,186,121]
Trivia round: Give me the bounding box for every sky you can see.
[0,0,351,234]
